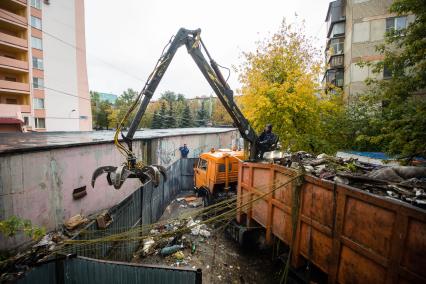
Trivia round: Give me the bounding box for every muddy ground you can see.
[133,191,290,284]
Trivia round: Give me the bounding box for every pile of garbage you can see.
[175,196,204,209]
[134,216,212,267]
[267,151,426,208]
[0,231,66,282]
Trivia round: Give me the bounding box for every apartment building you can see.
[0,0,92,132]
[323,0,415,102]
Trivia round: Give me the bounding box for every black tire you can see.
[202,194,210,207]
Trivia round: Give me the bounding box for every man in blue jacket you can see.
[179,144,189,158]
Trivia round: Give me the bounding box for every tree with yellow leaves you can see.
[239,20,346,154]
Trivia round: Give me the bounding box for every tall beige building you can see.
[323,0,414,102]
[0,0,92,132]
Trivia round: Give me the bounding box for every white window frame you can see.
[35,117,45,129]
[33,98,45,109]
[31,36,43,50]
[331,22,345,37]
[32,77,44,89]
[30,16,42,30]
[31,0,42,9]
[386,16,407,33]
[329,38,344,55]
[32,56,43,70]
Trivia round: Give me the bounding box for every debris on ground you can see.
[64,214,89,230]
[267,151,426,208]
[96,211,113,229]
[0,231,67,282]
[134,193,280,284]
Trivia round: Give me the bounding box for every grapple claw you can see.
[92,166,117,187]
[92,162,167,190]
[152,164,167,181]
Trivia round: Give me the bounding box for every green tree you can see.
[90,91,113,130]
[160,90,177,106]
[151,110,162,129]
[165,104,177,128]
[211,98,233,126]
[90,91,100,129]
[353,0,426,158]
[180,104,194,127]
[238,20,346,154]
[196,100,209,127]
[115,88,139,128]
[159,101,167,129]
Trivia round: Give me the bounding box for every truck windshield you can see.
[198,159,208,171]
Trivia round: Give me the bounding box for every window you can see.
[31,0,42,9]
[330,55,344,68]
[32,57,43,70]
[33,98,45,109]
[31,36,43,50]
[329,38,344,55]
[386,16,407,33]
[198,159,208,171]
[218,163,232,172]
[30,16,42,30]
[335,71,344,87]
[331,22,345,37]
[383,65,392,79]
[23,117,29,126]
[6,98,18,104]
[33,77,44,89]
[35,117,45,128]
[326,69,344,87]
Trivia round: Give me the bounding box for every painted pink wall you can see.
[0,130,237,249]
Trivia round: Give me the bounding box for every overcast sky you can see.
[84,0,330,99]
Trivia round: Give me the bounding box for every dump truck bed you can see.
[236,161,426,283]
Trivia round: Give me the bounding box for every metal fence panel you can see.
[63,158,195,262]
[65,257,200,284]
[180,158,197,190]
[16,261,56,284]
[18,256,200,284]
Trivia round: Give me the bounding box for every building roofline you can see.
[0,128,237,155]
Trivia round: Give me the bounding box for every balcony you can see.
[324,69,344,88]
[0,0,27,12]
[0,31,27,50]
[326,0,345,38]
[0,8,27,29]
[0,103,28,119]
[329,54,344,69]
[0,79,29,94]
[0,55,28,72]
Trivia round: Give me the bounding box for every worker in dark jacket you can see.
[257,124,277,159]
[179,144,189,158]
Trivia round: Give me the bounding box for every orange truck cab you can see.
[194,148,244,205]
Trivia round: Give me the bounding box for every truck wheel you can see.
[198,187,211,207]
[202,194,210,207]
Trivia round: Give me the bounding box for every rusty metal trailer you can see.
[236,162,426,283]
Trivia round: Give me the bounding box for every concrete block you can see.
[351,63,369,82]
[370,19,385,41]
[353,21,370,43]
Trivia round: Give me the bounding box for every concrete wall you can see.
[344,0,416,100]
[151,130,239,167]
[0,129,237,249]
[42,0,91,131]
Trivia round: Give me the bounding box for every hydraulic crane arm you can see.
[92,28,260,190]
[125,28,258,159]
